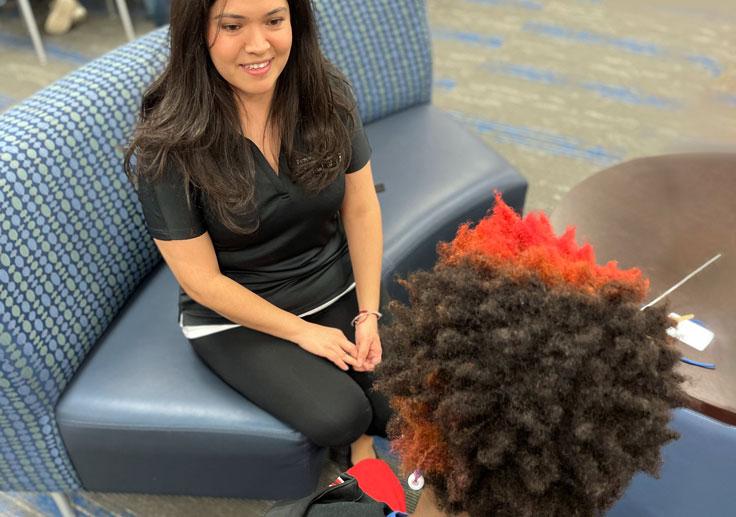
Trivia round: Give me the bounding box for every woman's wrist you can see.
[283,314,315,343]
[351,310,382,327]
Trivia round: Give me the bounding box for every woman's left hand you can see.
[354,316,382,372]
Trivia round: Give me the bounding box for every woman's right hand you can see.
[292,322,359,371]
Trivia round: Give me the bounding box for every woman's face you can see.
[207,0,292,106]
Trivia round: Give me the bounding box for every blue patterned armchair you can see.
[0,0,526,506]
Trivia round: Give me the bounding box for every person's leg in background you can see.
[44,0,86,35]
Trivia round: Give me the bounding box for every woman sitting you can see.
[125,0,389,465]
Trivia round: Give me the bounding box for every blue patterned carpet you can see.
[428,0,735,212]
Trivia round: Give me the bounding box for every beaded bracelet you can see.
[350,310,383,327]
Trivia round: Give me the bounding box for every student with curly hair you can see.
[370,194,687,516]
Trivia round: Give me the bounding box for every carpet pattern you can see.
[429,0,735,213]
[1,0,734,515]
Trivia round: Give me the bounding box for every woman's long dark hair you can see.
[124,0,356,233]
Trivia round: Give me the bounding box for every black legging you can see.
[188,290,391,447]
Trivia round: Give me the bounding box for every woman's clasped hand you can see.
[292,322,359,371]
[353,315,382,372]
[292,316,381,372]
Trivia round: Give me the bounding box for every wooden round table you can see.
[550,153,736,425]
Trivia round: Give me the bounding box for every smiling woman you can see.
[123,0,389,467]
[207,0,293,110]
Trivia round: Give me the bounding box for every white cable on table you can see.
[640,253,722,310]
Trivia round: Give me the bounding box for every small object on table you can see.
[667,312,714,352]
[680,357,716,370]
[671,313,694,323]
[640,253,722,311]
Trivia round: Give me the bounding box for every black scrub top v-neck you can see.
[134,112,372,326]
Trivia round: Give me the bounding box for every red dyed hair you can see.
[390,397,451,476]
[392,194,651,478]
[440,193,648,299]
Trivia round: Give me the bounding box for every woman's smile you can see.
[240,59,273,76]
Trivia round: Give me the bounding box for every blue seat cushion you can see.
[56,262,325,499]
[608,409,736,517]
[368,105,527,300]
[56,104,527,499]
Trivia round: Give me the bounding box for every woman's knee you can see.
[305,392,373,447]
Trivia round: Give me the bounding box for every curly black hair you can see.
[375,198,686,517]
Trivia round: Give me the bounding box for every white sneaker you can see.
[45,0,87,35]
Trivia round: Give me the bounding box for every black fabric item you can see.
[265,473,392,517]
[189,290,391,447]
[134,101,372,326]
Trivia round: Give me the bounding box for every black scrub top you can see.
[135,111,372,326]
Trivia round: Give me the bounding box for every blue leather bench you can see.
[0,0,526,500]
[53,102,526,498]
[608,409,736,517]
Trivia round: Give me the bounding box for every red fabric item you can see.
[346,459,407,512]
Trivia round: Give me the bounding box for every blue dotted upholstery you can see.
[0,1,431,493]
[314,0,433,123]
[0,29,169,492]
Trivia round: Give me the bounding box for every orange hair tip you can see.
[440,194,648,298]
